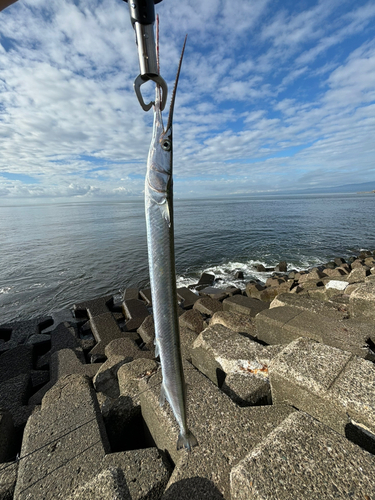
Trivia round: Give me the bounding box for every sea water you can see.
[0,193,374,323]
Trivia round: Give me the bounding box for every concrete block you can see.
[210,311,257,339]
[102,359,159,449]
[245,282,266,300]
[0,345,33,385]
[14,374,110,500]
[124,288,139,300]
[29,349,102,405]
[179,310,204,334]
[0,462,17,500]
[269,338,375,438]
[255,306,375,360]
[0,317,53,354]
[69,447,170,500]
[179,326,200,363]
[347,266,370,283]
[140,360,294,499]
[191,324,270,388]
[269,292,349,319]
[0,410,14,463]
[93,356,130,399]
[0,374,34,428]
[223,295,269,317]
[73,295,113,319]
[37,322,82,369]
[177,287,199,309]
[89,312,126,361]
[193,297,223,316]
[139,288,152,305]
[122,299,150,331]
[105,337,154,362]
[198,287,228,301]
[349,281,375,319]
[230,412,375,500]
[137,315,155,344]
[197,273,215,287]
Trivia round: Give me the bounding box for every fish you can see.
[144,36,198,452]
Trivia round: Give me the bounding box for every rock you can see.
[193,297,223,316]
[349,281,375,319]
[0,462,17,500]
[198,287,228,301]
[223,295,269,317]
[191,324,271,405]
[0,317,53,354]
[74,295,114,319]
[140,360,295,499]
[93,355,131,399]
[347,266,370,283]
[197,273,215,287]
[234,271,244,279]
[255,306,375,360]
[0,410,14,463]
[269,338,375,440]
[102,358,159,451]
[325,280,349,291]
[37,321,82,369]
[0,374,34,428]
[245,282,266,300]
[122,299,150,332]
[0,345,33,385]
[334,257,346,266]
[275,261,287,273]
[29,349,102,405]
[230,412,375,500]
[123,288,139,300]
[210,311,257,339]
[137,315,155,344]
[179,310,204,335]
[177,287,199,309]
[139,288,152,305]
[256,264,266,272]
[68,448,170,500]
[14,374,110,500]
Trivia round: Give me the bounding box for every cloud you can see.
[0,0,375,200]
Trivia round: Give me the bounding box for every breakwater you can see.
[1,250,375,498]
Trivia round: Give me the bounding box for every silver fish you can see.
[145,37,198,451]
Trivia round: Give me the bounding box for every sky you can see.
[0,0,375,201]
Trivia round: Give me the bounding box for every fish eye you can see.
[161,139,172,151]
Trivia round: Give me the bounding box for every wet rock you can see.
[197,273,215,287]
[275,261,287,273]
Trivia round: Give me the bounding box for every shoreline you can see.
[1,250,375,498]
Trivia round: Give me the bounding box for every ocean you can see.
[1,193,374,324]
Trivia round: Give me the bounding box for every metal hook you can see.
[134,74,168,112]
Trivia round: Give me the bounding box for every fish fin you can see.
[159,384,166,407]
[154,339,160,358]
[159,200,171,228]
[177,430,198,452]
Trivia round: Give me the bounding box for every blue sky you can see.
[1,0,375,200]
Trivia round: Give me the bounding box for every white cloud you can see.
[0,0,375,199]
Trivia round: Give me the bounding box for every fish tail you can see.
[177,430,198,451]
